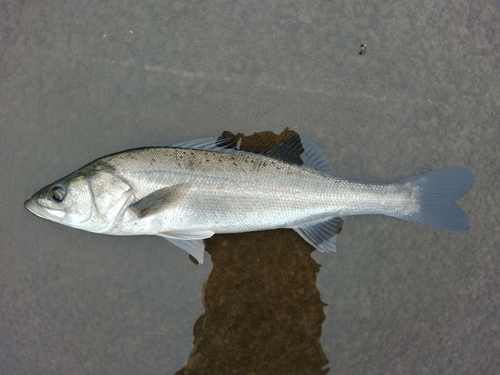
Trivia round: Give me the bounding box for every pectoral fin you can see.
[158,230,215,264]
[130,184,189,218]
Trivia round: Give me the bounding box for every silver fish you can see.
[24,134,474,263]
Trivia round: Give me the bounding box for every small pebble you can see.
[233,59,243,72]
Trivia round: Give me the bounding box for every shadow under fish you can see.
[177,130,329,374]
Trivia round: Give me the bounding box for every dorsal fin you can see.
[265,134,304,165]
[266,134,337,175]
[296,134,337,175]
[171,133,337,176]
[170,135,238,152]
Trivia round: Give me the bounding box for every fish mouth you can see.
[24,199,64,222]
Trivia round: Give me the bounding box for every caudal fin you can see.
[399,168,474,232]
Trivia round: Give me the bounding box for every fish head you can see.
[25,162,133,233]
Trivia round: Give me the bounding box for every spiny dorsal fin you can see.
[170,136,238,151]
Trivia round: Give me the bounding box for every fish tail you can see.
[398,167,474,232]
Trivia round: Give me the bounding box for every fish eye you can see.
[49,186,66,203]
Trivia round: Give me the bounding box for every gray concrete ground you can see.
[1,0,499,373]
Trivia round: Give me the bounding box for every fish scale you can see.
[107,149,401,231]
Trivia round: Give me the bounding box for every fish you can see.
[24,134,474,264]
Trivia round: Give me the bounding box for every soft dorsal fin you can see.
[265,135,304,165]
[297,134,337,175]
[266,134,337,175]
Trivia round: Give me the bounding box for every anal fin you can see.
[294,217,344,252]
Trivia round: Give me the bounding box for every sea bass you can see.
[24,134,474,264]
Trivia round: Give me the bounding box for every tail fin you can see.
[399,168,474,232]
